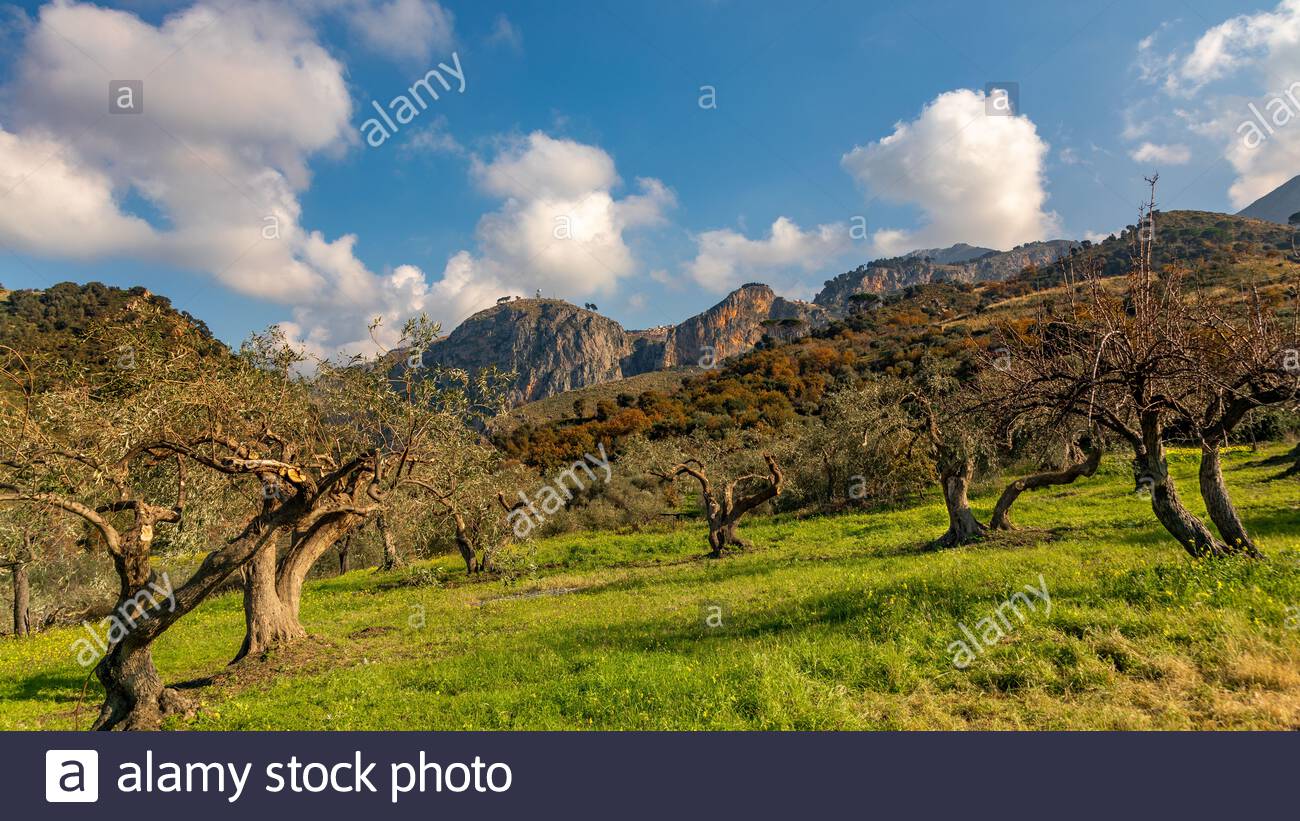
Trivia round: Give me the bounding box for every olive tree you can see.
[0,307,306,728]
[984,181,1297,557]
[652,433,784,557]
[221,318,509,660]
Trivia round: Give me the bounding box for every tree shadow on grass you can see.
[1101,506,1300,553]
[7,669,89,705]
[1235,507,1300,546]
[548,576,1000,658]
[169,675,217,690]
[562,542,912,600]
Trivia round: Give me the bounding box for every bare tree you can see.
[984,177,1298,557]
[916,405,987,548]
[1184,285,1299,554]
[654,453,783,557]
[884,360,995,549]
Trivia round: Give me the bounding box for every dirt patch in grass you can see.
[38,636,345,730]
[194,636,342,692]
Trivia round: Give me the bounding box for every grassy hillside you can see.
[490,367,698,434]
[3,445,1298,730]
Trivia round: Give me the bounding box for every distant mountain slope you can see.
[408,299,633,404]
[1,281,212,343]
[638,283,829,372]
[1237,175,1300,224]
[410,212,1290,406]
[405,285,828,404]
[813,240,1077,312]
[496,211,1300,468]
[902,243,997,264]
[489,367,697,435]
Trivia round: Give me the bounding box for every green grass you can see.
[3,446,1299,730]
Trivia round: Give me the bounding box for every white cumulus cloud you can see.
[1169,0,1300,94]
[1147,0,1300,208]
[841,89,1060,256]
[434,132,675,322]
[1130,142,1192,164]
[685,217,851,297]
[0,0,444,359]
[345,0,455,65]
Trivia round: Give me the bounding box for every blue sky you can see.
[1,0,1296,353]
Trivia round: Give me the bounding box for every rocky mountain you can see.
[902,243,996,265]
[410,213,1291,406]
[410,239,1086,404]
[1237,175,1300,224]
[409,299,633,402]
[635,283,829,371]
[812,239,1077,312]
[407,285,829,404]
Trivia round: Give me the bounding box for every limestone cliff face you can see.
[814,240,1077,312]
[400,239,1076,404]
[414,299,633,403]
[652,284,828,368]
[962,240,1078,281]
[409,287,828,404]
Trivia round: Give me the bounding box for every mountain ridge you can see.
[812,239,1078,313]
[1237,174,1300,224]
[406,283,828,404]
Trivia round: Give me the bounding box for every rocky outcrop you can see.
[813,240,1076,312]
[397,239,1077,404]
[405,287,829,404]
[638,283,829,369]
[409,299,633,403]
[901,243,996,265]
[962,240,1078,281]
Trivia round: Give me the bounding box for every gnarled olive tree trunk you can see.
[88,505,184,730]
[92,516,286,729]
[657,454,784,558]
[451,510,478,574]
[933,451,987,548]
[990,441,1103,531]
[92,631,165,731]
[233,538,304,663]
[234,511,367,663]
[1198,442,1260,556]
[377,513,403,570]
[1135,425,1231,558]
[337,534,352,574]
[11,561,29,636]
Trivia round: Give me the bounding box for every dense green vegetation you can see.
[0,281,215,355]
[3,446,1297,730]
